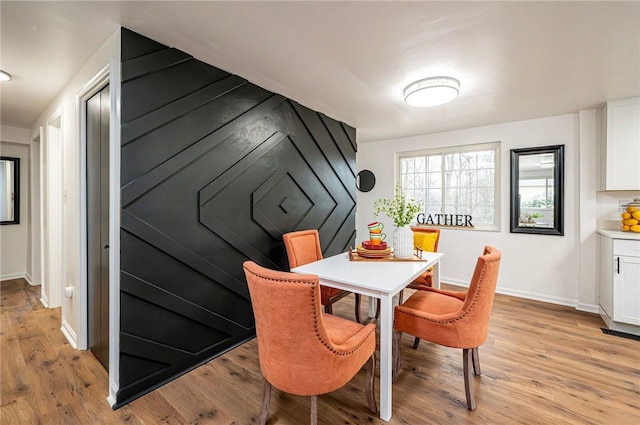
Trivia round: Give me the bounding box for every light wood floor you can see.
[1,278,639,425]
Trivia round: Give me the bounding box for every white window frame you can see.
[397,142,501,231]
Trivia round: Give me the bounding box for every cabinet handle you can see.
[615,256,620,274]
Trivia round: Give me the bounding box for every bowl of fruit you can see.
[620,198,640,232]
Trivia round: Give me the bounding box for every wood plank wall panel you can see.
[117,28,356,406]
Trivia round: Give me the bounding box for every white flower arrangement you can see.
[373,183,422,227]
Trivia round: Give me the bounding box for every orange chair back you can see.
[394,245,501,349]
[283,229,323,269]
[242,261,374,396]
[457,246,501,346]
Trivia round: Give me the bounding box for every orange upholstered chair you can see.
[243,261,377,424]
[283,230,362,323]
[392,246,501,410]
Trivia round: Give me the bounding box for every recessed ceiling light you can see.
[0,70,12,81]
[404,76,460,107]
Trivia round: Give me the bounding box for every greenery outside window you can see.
[398,142,500,231]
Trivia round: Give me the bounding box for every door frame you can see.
[43,110,64,308]
[30,127,44,287]
[76,60,122,407]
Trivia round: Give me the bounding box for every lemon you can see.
[627,206,638,213]
[633,211,640,221]
[622,212,631,219]
[630,224,640,233]
[622,225,631,231]
[623,218,639,226]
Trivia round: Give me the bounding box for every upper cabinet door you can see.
[598,97,640,191]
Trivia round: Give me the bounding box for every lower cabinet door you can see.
[613,255,640,325]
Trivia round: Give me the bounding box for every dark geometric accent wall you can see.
[116,28,356,406]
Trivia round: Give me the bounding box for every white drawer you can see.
[614,239,640,257]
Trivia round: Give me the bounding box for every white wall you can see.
[357,113,598,310]
[597,191,639,230]
[0,126,31,280]
[30,29,120,348]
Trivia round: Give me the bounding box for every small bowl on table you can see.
[361,241,388,250]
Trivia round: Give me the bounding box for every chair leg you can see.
[259,378,272,425]
[365,353,377,413]
[354,293,362,323]
[412,337,421,349]
[472,347,481,376]
[398,289,405,304]
[324,303,333,315]
[310,395,318,425]
[463,348,476,411]
[374,298,381,320]
[392,329,402,382]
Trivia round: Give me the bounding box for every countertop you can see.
[597,229,640,240]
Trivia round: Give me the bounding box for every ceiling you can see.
[1,1,639,143]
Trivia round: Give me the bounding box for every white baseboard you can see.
[108,382,118,408]
[40,294,49,308]
[443,276,581,310]
[576,302,599,314]
[1,271,26,281]
[24,272,33,285]
[61,319,78,349]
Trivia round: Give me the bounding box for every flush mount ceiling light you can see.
[0,70,12,81]
[403,76,460,107]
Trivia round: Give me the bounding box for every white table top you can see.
[291,251,443,295]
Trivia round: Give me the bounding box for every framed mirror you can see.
[510,145,563,235]
[356,169,376,192]
[0,156,19,225]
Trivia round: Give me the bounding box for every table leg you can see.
[433,260,441,289]
[378,293,393,421]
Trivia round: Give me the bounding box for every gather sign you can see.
[416,212,474,228]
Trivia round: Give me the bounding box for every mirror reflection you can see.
[0,156,19,225]
[518,153,555,228]
[510,146,563,235]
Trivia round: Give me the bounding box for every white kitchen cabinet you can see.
[597,231,640,335]
[597,97,640,191]
[597,234,613,318]
[613,240,640,325]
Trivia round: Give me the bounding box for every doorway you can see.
[86,84,110,370]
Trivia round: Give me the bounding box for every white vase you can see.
[393,225,414,259]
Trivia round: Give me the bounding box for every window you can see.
[398,142,500,230]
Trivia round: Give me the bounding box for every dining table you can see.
[291,249,444,422]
